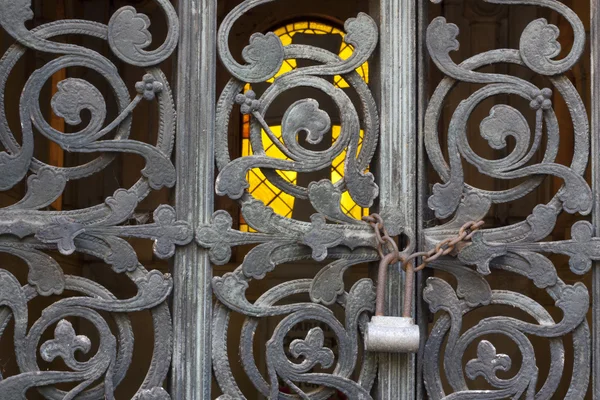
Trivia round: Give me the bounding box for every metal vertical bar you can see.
[171,0,216,398]
[416,0,431,398]
[592,0,599,398]
[375,0,417,398]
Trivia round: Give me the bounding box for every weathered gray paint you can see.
[592,0,600,398]
[0,0,191,399]
[200,5,384,398]
[373,0,417,399]
[416,1,432,399]
[171,0,216,399]
[421,1,593,398]
[365,316,420,353]
[0,0,597,399]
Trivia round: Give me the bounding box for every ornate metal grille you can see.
[421,1,595,398]
[0,1,190,399]
[0,0,598,399]
[197,4,383,398]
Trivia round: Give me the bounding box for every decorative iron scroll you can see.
[0,1,191,399]
[424,0,596,398]
[197,2,382,398]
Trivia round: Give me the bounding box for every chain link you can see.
[404,220,484,272]
[362,214,400,259]
[363,214,484,318]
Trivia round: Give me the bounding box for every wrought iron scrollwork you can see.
[199,2,382,398]
[0,1,189,399]
[424,1,594,398]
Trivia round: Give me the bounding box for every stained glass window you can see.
[240,21,369,232]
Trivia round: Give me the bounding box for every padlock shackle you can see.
[375,252,398,316]
[375,252,414,318]
[402,261,414,318]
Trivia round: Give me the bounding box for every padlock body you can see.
[365,316,420,353]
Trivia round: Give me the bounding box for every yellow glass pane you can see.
[293,22,309,31]
[280,193,296,214]
[253,187,277,208]
[247,169,266,191]
[359,63,369,83]
[332,151,345,170]
[263,178,285,200]
[278,170,297,184]
[262,127,289,160]
[339,44,353,60]
[335,76,350,88]
[340,191,363,219]
[279,33,293,46]
[308,21,321,30]
[241,21,371,220]
[268,196,292,216]
[331,170,343,184]
[273,26,287,36]
[309,21,336,34]
[242,138,252,156]
[331,125,341,141]
[267,59,297,83]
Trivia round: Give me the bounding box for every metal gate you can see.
[0,0,597,399]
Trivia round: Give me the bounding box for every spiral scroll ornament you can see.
[199,2,384,398]
[423,1,596,398]
[0,1,191,399]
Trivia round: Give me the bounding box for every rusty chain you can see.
[362,214,484,318]
[404,220,485,272]
[362,213,400,259]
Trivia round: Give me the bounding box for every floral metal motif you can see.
[423,0,594,398]
[5,0,593,398]
[0,1,191,399]
[198,2,383,398]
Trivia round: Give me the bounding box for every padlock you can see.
[365,316,420,353]
[365,252,420,353]
[362,215,483,353]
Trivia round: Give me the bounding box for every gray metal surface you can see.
[593,1,600,398]
[365,317,420,353]
[0,1,189,399]
[171,0,216,399]
[372,0,418,398]
[421,1,594,398]
[0,0,597,399]
[196,3,386,399]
